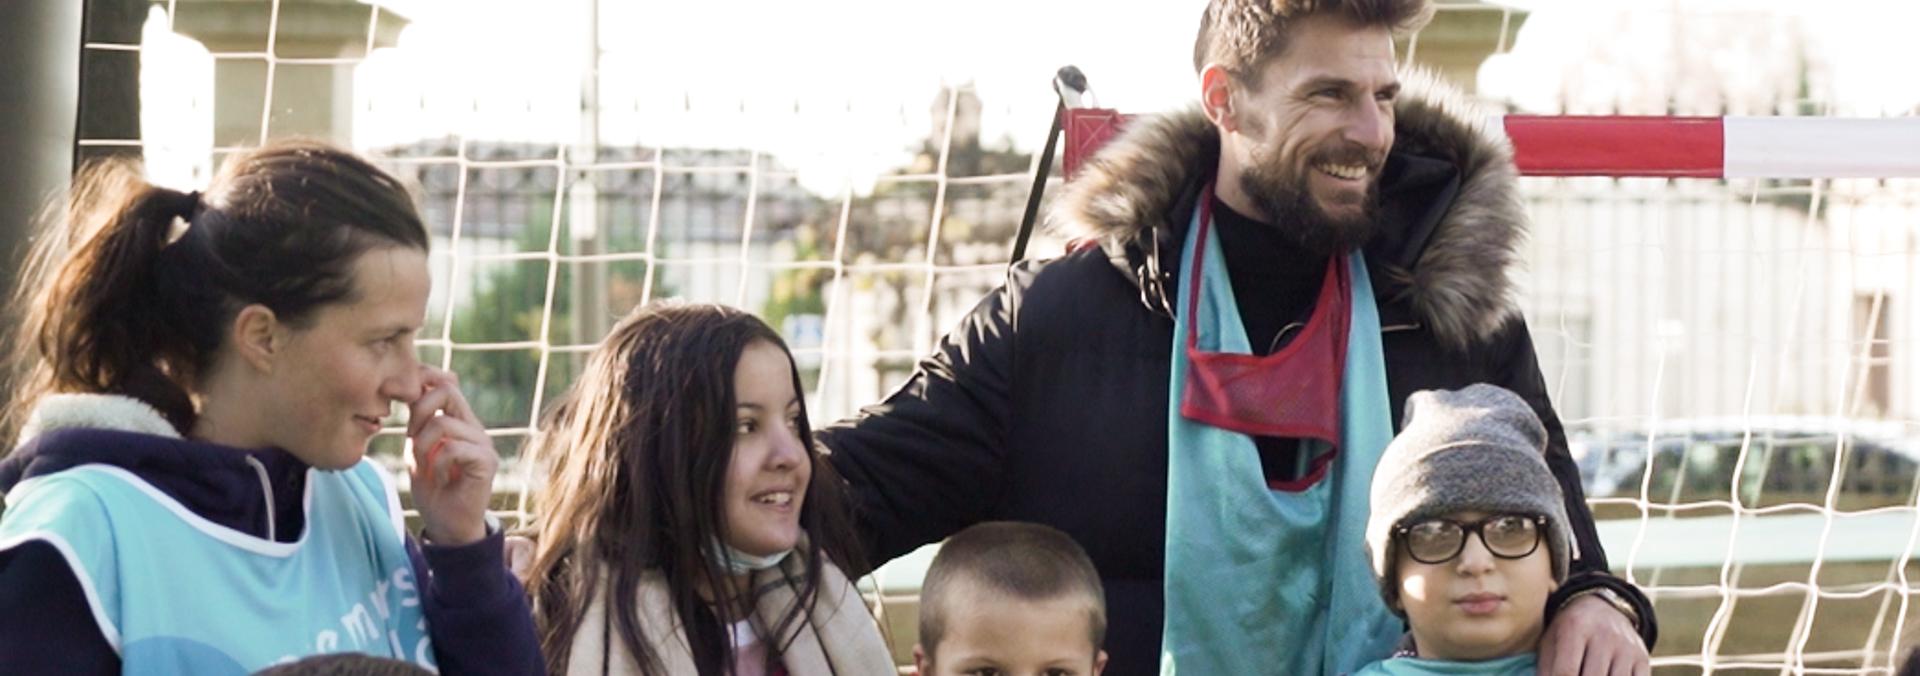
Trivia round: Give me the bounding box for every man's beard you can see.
[1237,151,1383,257]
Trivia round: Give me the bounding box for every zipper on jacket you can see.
[244,455,275,541]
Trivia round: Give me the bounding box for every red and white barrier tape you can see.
[1063,109,1920,179]
[1502,115,1920,179]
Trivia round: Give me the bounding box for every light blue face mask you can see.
[712,540,792,576]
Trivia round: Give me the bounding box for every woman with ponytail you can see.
[520,302,892,675]
[0,141,540,675]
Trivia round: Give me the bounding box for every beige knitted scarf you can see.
[564,554,894,675]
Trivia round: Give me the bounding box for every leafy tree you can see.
[447,196,666,442]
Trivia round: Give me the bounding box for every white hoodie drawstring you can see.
[243,456,275,542]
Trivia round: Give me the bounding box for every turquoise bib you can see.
[0,460,434,675]
[1160,202,1401,675]
[1350,653,1539,676]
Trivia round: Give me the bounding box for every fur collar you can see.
[18,393,183,444]
[1045,69,1527,350]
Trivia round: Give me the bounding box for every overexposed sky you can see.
[1480,0,1920,117]
[136,0,1920,193]
[350,0,1203,193]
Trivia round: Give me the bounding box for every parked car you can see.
[1568,416,1920,669]
[1569,416,1920,512]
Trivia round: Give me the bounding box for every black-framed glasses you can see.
[1394,513,1547,565]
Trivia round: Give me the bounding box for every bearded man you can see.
[820,1,1656,674]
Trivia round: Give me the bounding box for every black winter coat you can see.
[821,73,1655,674]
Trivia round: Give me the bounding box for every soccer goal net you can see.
[70,0,1920,672]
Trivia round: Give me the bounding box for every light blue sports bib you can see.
[1350,653,1538,675]
[0,460,435,675]
[1160,199,1402,675]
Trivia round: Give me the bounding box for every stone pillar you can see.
[1403,2,1531,94]
[170,0,408,146]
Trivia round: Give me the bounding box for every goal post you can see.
[62,1,1920,672]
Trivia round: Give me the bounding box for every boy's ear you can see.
[1093,649,1110,675]
[912,644,929,676]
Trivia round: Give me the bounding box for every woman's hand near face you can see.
[407,366,498,547]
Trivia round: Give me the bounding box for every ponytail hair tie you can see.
[162,189,204,250]
[182,190,204,221]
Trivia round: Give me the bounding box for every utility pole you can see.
[0,0,80,440]
[0,0,83,303]
[569,0,609,350]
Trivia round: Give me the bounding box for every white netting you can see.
[85,0,1920,672]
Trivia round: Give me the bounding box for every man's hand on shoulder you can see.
[1538,594,1650,676]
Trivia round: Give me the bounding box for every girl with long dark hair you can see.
[0,141,540,674]
[521,302,892,675]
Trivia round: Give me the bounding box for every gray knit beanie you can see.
[1365,384,1573,614]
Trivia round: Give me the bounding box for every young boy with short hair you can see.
[914,521,1109,676]
[1356,384,1578,674]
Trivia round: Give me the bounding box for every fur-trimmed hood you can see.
[1045,69,1527,351]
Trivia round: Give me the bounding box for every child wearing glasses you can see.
[1355,384,1575,675]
